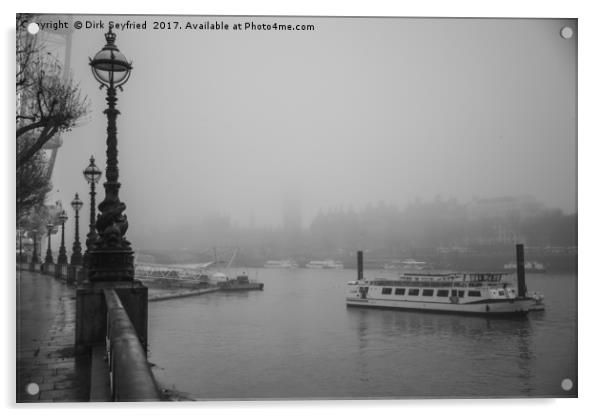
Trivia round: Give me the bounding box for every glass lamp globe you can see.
[71,193,84,212]
[83,156,103,184]
[89,29,132,88]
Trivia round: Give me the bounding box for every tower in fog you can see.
[282,196,302,231]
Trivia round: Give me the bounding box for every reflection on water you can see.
[344,305,541,397]
[148,269,576,399]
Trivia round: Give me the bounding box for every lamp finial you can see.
[105,27,116,45]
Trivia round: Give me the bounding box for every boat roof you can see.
[399,270,511,276]
[370,270,512,283]
[400,270,457,277]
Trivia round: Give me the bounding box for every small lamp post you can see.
[83,156,102,267]
[70,193,84,265]
[31,229,40,264]
[18,228,23,263]
[88,28,135,281]
[57,210,69,265]
[44,222,54,265]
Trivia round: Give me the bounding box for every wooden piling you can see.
[516,244,527,297]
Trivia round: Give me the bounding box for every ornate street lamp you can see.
[88,28,135,281]
[45,222,54,265]
[57,210,69,265]
[83,156,102,267]
[70,193,84,265]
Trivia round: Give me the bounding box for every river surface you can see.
[147,268,577,399]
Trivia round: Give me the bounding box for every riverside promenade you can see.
[16,268,90,402]
[16,266,219,402]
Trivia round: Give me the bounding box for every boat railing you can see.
[369,280,510,289]
[372,280,461,288]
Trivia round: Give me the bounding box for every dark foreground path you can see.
[16,268,90,402]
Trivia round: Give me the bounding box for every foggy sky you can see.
[37,15,576,247]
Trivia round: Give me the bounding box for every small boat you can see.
[264,259,299,269]
[215,272,264,291]
[384,259,429,271]
[305,259,344,269]
[210,248,264,291]
[503,261,546,273]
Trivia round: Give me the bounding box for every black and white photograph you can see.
[14,10,579,404]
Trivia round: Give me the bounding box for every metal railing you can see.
[44,263,55,275]
[55,263,68,280]
[103,289,160,401]
[24,262,86,285]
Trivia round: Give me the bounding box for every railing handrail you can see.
[104,289,160,401]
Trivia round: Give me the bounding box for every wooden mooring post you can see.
[357,250,363,281]
[516,243,527,297]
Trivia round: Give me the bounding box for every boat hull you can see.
[218,282,264,291]
[346,297,534,316]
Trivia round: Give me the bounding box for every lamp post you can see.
[31,229,40,264]
[57,210,69,265]
[45,222,54,265]
[83,156,102,267]
[88,28,135,281]
[70,193,84,265]
[18,228,23,263]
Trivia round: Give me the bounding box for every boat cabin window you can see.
[458,290,465,298]
[437,289,449,297]
[498,290,505,296]
[408,288,420,296]
[422,289,434,297]
[394,288,405,295]
[451,290,457,297]
[468,290,481,297]
[381,288,392,295]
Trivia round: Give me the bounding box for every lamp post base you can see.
[70,252,83,266]
[87,248,135,282]
[57,253,68,266]
[75,279,148,354]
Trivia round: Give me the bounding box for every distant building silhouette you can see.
[282,197,302,231]
[465,196,545,246]
[467,195,545,220]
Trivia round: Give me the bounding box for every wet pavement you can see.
[16,268,90,402]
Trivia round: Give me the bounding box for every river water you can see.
[147,268,577,399]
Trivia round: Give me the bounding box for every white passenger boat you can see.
[305,259,344,269]
[383,258,429,271]
[346,270,543,316]
[264,259,299,269]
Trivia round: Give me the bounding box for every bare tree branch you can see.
[16,15,89,169]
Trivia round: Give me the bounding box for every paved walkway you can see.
[16,268,90,402]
